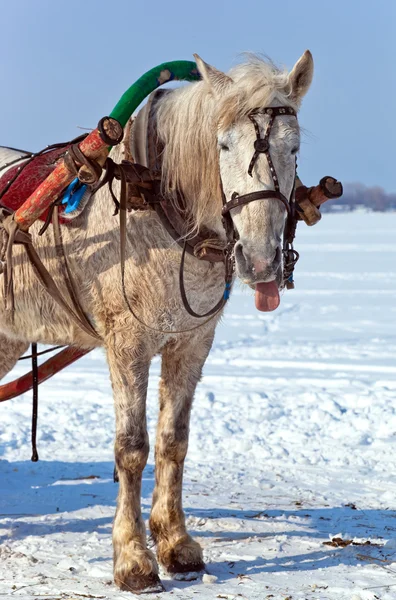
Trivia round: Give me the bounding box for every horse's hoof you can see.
[157,536,205,576]
[115,572,165,594]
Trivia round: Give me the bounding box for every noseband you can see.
[220,105,299,287]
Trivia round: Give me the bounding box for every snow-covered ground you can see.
[2,212,396,600]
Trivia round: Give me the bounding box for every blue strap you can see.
[223,282,232,300]
[61,178,87,214]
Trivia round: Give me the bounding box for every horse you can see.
[0,50,314,593]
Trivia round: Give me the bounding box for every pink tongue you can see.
[255,281,280,312]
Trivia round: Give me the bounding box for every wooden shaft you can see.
[0,346,91,402]
[296,176,343,207]
[295,176,343,226]
[311,176,343,207]
[14,118,123,231]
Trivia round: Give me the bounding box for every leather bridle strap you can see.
[222,189,290,216]
[248,106,297,183]
[222,106,297,222]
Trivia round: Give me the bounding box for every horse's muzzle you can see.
[234,241,282,284]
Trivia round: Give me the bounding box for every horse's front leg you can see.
[106,334,162,594]
[150,331,215,575]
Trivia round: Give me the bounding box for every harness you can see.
[123,92,300,321]
[0,90,302,341]
[0,59,343,466]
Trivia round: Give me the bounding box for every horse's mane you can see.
[155,55,295,232]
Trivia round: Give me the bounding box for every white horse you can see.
[0,51,313,593]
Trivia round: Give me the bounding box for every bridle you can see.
[222,106,296,219]
[220,105,299,288]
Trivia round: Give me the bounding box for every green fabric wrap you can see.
[109,60,200,128]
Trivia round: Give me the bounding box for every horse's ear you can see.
[194,54,233,95]
[288,50,314,104]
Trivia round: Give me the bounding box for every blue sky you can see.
[0,0,394,191]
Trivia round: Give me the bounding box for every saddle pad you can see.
[0,146,82,224]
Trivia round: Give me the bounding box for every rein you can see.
[108,159,234,333]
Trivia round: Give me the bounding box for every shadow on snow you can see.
[1,458,395,585]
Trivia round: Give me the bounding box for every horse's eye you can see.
[219,143,229,151]
[291,147,299,155]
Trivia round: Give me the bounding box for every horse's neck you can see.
[133,90,225,238]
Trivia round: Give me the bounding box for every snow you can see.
[1,212,396,599]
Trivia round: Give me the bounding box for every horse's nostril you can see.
[273,246,282,266]
[234,241,246,265]
[235,241,253,273]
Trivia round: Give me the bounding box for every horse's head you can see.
[195,52,314,310]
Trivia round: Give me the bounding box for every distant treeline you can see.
[321,183,396,212]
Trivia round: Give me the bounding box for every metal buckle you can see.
[254,139,269,153]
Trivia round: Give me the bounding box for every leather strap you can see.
[222,190,291,216]
[178,241,232,319]
[52,205,99,339]
[1,212,100,340]
[31,342,39,462]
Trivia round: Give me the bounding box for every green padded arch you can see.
[110,60,200,128]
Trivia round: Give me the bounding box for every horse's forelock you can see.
[218,58,293,129]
